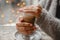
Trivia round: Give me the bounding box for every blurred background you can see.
[0,0,40,34]
[0,0,39,25]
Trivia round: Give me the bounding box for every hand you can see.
[19,5,42,18]
[16,18,36,35]
[16,22,36,35]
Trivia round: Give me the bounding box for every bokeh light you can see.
[8,19,13,23]
[1,14,5,18]
[17,3,20,7]
[0,0,33,24]
[6,0,9,3]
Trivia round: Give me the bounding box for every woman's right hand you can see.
[16,17,36,35]
[16,22,36,35]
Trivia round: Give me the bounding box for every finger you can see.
[17,27,26,33]
[19,7,41,14]
[19,5,34,10]
[23,5,34,10]
[16,22,26,27]
[19,7,31,12]
[23,10,36,13]
[23,22,33,27]
[23,10,41,18]
[19,5,35,12]
[16,22,33,27]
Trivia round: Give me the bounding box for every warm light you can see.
[6,0,9,3]
[17,3,20,6]
[1,14,5,18]
[16,10,20,14]
[20,2,26,7]
[9,19,13,23]
[20,5,24,7]
[23,2,26,6]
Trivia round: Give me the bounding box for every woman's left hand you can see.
[19,5,42,18]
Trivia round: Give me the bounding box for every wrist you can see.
[35,6,42,18]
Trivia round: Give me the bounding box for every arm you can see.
[40,0,57,16]
[36,9,60,39]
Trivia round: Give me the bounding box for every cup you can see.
[15,0,42,40]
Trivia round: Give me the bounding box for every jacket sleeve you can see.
[36,8,60,39]
[49,0,57,17]
[36,0,60,39]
